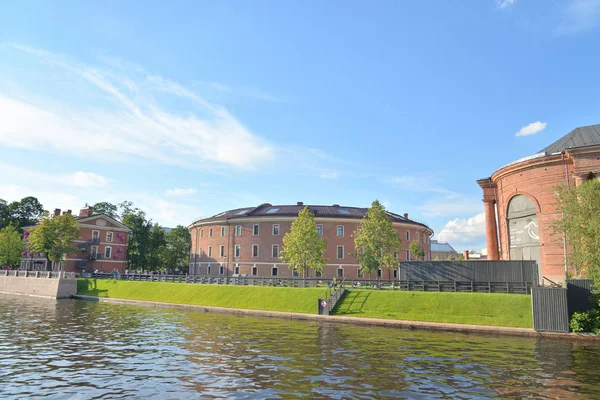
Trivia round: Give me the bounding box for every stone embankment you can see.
[0,271,77,299]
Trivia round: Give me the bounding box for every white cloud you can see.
[496,0,517,9]
[0,45,273,170]
[417,194,482,218]
[557,0,600,35]
[320,171,339,180]
[516,121,547,137]
[436,212,486,245]
[0,164,109,188]
[166,188,197,196]
[197,81,285,103]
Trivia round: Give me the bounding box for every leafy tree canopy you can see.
[280,207,328,275]
[91,202,119,219]
[352,200,402,274]
[27,213,80,269]
[409,240,426,261]
[0,196,45,230]
[0,224,23,267]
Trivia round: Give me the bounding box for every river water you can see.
[1,294,600,399]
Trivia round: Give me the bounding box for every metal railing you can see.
[318,278,346,315]
[3,270,76,279]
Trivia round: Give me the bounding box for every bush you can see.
[570,309,600,334]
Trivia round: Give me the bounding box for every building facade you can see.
[430,240,458,260]
[21,206,130,274]
[478,124,600,283]
[188,203,433,280]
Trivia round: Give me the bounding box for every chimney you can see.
[403,213,408,219]
[54,208,61,217]
[463,250,469,260]
[297,202,304,206]
[79,206,93,218]
[332,204,340,207]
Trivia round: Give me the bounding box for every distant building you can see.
[464,249,488,260]
[478,124,600,283]
[21,206,130,274]
[188,203,434,280]
[430,240,459,260]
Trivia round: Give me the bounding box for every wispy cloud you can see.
[197,81,286,103]
[496,0,517,9]
[516,121,547,137]
[383,176,453,194]
[557,0,600,35]
[166,188,197,196]
[320,171,339,180]
[417,194,482,218]
[0,163,110,188]
[0,45,273,170]
[436,212,486,249]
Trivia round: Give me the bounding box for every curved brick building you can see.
[478,124,600,283]
[188,203,433,279]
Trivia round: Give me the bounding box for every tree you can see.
[552,179,600,280]
[1,197,45,230]
[92,202,119,219]
[0,224,23,267]
[0,199,9,229]
[409,240,425,261]
[148,223,166,271]
[123,211,152,271]
[352,200,402,276]
[27,213,80,270]
[162,226,191,273]
[280,207,328,276]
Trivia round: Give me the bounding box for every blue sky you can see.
[1,0,599,252]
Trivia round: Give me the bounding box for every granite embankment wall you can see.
[0,272,77,299]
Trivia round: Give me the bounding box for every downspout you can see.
[226,219,231,277]
[493,178,501,260]
[562,151,570,279]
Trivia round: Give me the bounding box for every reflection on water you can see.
[1,294,599,399]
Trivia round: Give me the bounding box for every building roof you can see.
[430,240,457,253]
[540,124,600,154]
[190,203,431,230]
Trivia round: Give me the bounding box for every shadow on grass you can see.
[77,278,109,297]
[332,290,371,316]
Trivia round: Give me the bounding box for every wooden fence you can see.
[399,260,539,283]
[531,288,570,333]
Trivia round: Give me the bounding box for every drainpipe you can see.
[562,152,570,279]
[226,220,231,277]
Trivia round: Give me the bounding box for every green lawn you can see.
[333,290,533,328]
[77,279,323,314]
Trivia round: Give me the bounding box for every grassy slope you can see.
[77,279,323,314]
[333,290,533,328]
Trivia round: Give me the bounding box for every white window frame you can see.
[235,225,242,236]
[234,264,240,275]
[92,230,100,240]
[316,224,323,236]
[272,245,279,258]
[207,265,212,274]
[91,245,98,257]
[105,246,112,259]
[219,265,224,275]
[220,245,225,257]
[106,232,113,243]
[252,265,258,276]
[234,245,240,258]
[252,244,259,258]
[337,267,344,278]
[272,266,278,277]
[253,224,260,236]
[337,245,344,259]
[272,224,280,235]
[221,226,226,237]
[337,225,344,237]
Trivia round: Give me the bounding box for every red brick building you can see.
[187,203,433,280]
[478,124,600,283]
[21,206,130,274]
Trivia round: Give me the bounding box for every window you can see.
[220,245,225,257]
[377,269,382,278]
[219,265,224,275]
[337,225,344,237]
[199,246,203,256]
[106,232,113,242]
[234,264,240,275]
[221,226,226,237]
[252,266,258,276]
[394,252,398,259]
[208,246,212,257]
[200,229,204,238]
[267,208,279,214]
[105,246,112,258]
[272,266,278,276]
[316,225,323,236]
[272,224,280,235]
[92,230,100,240]
[252,244,259,257]
[293,267,299,277]
[272,245,279,258]
[337,267,344,278]
[90,245,98,257]
[253,224,260,235]
[209,228,213,237]
[406,249,410,261]
[406,231,410,241]
[197,265,202,275]
[338,209,350,215]
[337,246,344,259]
[207,265,212,274]
[358,268,364,278]
[235,245,240,258]
[316,270,322,278]
[393,269,398,279]
[235,225,242,236]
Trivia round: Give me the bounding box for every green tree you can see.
[162,226,191,273]
[92,202,119,219]
[123,211,152,271]
[0,199,9,229]
[27,213,80,270]
[148,223,166,271]
[280,207,328,276]
[352,200,402,277]
[0,224,23,267]
[1,197,45,230]
[409,240,425,261]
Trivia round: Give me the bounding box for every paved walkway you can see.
[73,295,599,341]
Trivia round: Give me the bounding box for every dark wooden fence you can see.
[566,279,595,318]
[399,260,539,283]
[531,288,570,332]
